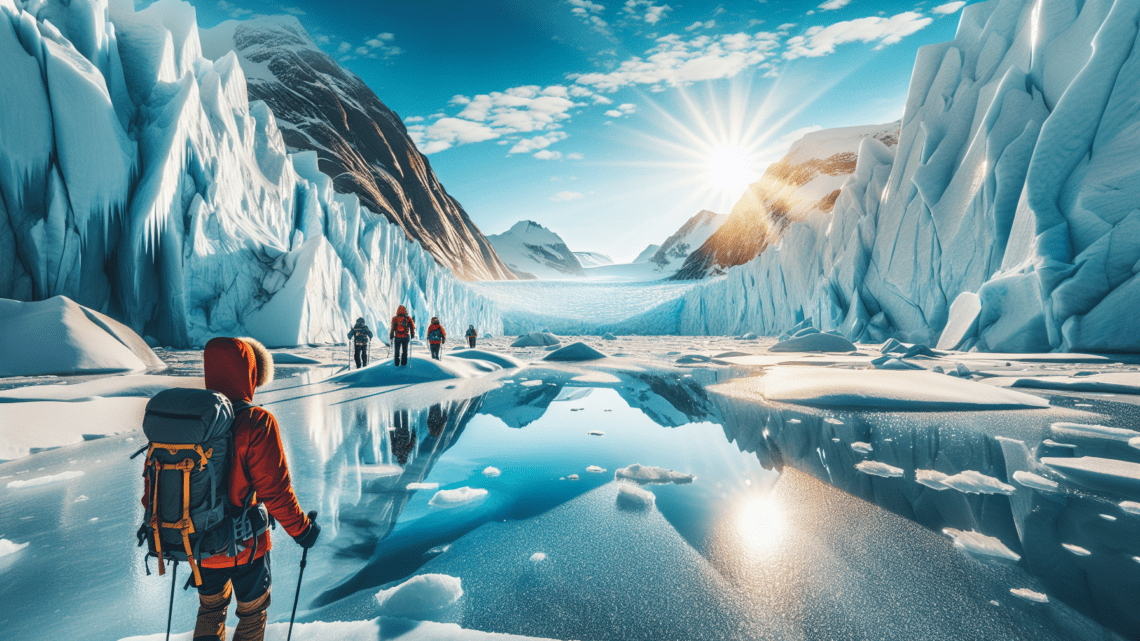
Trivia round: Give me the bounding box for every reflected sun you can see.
[736,495,785,551]
[707,145,754,195]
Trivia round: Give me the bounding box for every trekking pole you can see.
[165,559,178,641]
[287,511,318,641]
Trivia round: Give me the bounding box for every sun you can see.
[707,145,754,195]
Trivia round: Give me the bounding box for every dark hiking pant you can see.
[430,343,441,360]
[467,337,476,348]
[393,337,410,366]
[354,343,369,368]
[194,553,271,641]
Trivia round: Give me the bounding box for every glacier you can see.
[666,0,1140,353]
[0,0,501,348]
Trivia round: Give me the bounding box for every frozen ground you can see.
[1,333,1139,640]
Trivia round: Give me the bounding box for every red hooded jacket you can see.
[142,337,310,567]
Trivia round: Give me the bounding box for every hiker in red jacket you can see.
[390,305,416,367]
[426,317,446,360]
[143,337,320,641]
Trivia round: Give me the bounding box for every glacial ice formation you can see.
[668,0,1140,353]
[0,0,501,347]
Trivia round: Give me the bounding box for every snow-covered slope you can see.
[671,0,1140,353]
[650,210,727,274]
[673,124,898,280]
[632,244,660,264]
[487,221,584,280]
[197,17,514,282]
[0,0,501,348]
[573,252,614,268]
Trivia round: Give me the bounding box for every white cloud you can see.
[509,131,569,154]
[685,20,716,31]
[567,152,585,160]
[533,150,563,160]
[568,0,612,37]
[407,118,500,154]
[817,0,853,11]
[604,103,637,118]
[551,191,584,201]
[571,32,780,92]
[604,109,624,117]
[338,31,402,61]
[337,42,352,54]
[217,1,251,18]
[783,11,933,59]
[314,34,330,44]
[404,116,424,123]
[282,5,305,15]
[624,0,672,25]
[931,1,967,15]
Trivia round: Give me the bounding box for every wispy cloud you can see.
[217,1,251,19]
[783,11,933,58]
[337,31,402,61]
[604,103,638,118]
[509,131,570,155]
[551,191,584,201]
[533,150,563,160]
[567,0,613,37]
[931,1,967,15]
[685,20,716,31]
[281,5,305,15]
[816,0,853,11]
[624,0,672,25]
[571,31,779,92]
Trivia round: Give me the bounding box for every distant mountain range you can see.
[649,210,727,273]
[673,123,900,280]
[199,17,514,281]
[486,221,584,279]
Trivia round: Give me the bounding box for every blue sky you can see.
[180,0,972,261]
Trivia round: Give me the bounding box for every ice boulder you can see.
[543,342,606,362]
[448,349,524,369]
[616,484,656,511]
[937,293,982,350]
[734,332,759,340]
[330,356,501,386]
[768,333,857,353]
[0,297,164,376]
[511,332,561,347]
[375,574,463,616]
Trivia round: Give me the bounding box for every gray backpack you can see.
[135,388,267,586]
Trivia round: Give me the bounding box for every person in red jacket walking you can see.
[390,305,415,367]
[148,337,320,641]
[426,317,446,360]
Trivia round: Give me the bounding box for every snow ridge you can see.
[0,0,502,347]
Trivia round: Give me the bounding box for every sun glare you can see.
[708,146,754,195]
[736,495,784,551]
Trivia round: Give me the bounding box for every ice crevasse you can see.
[0,0,501,347]
[671,0,1140,353]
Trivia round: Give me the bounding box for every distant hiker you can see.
[139,337,319,641]
[427,317,446,360]
[390,305,416,367]
[465,325,477,348]
[348,317,373,368]
[391,408,416,465]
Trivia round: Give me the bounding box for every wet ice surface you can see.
[1,339,1138,640]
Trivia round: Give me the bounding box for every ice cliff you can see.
[675,0,1140,353]
[0,0,501,347]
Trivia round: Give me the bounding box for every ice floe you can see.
[530,552,547,563]
[428,487,488,507]
[1012,471,1060,492]
[1010,589,1049,604]
[376,574,463,616]
[939,471,1016,495]
[1121,501,1140,515]
[854,461,904,478]
[586,465,606,473]
[615,484,655,511]
[482,467,501,477]
[0,539,29,558]
[851,442,874,454]
[769,333,856,353]
[407,482,439,490]
[1062,544,1091,557]
[542,342,607,362]
[942,528,1021,561]
[614,464,695,485]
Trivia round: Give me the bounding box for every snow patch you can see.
[428,487,488,507]
[375,574,463,616]
[7,470,85,488]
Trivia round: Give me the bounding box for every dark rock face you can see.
[673,124,899,280]
[204,17,514,281]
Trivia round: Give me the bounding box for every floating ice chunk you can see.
[1062,544,1091,556]
[824,418,844,425]
[942,528,1021,561]
[615,463,695,485]
[831,438,841,443]
[530,552,547,563]
[851,442,874,454]
[1041,457,1140,493]
[1099,514,1117,521]
[1051,422,1137,443]
[448,350,524,369]
[74,495,89,502]
[1131,436,1140,451]
[567,474,579,480]
[940,471,1015,495]
[424,544,451,557]
[482,467,501,477]
[587,431,604,436]
[428,487,488,508]
[520,380,543,387]
[586,465,607,473]
[787,419,801,424]
[916,469,950,490]
[1010,588,1048,603]
[1012,471,1059,492]
[616,484,655,510]
[0,539,29,558]
[854,461,904,478]
[407,482,439,490]
[7,470,85,489]
[1121,501,1140,515]
[375,574,463,616]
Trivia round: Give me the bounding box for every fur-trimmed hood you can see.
[204,336,274,402]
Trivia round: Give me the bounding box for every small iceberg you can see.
[375,574,463,616]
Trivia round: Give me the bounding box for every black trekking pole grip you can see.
[287,511,318,641]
